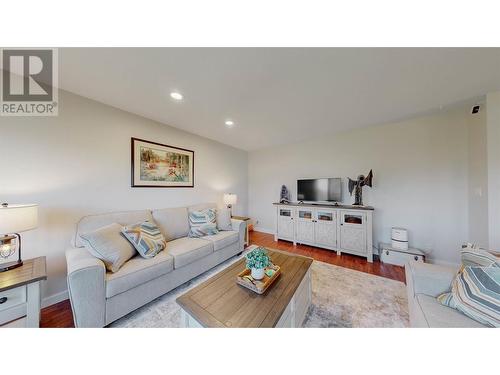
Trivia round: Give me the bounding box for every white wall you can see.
[249,106,475,265]
[0,90,248,305]
[486,92,500,249]
[467,105,489,247]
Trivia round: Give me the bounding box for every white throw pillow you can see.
[80,223,136,273]
[217,208,232,231]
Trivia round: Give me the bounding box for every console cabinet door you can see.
[339,211,366,253]
[277,208,295,240]
[314,210,337,247]
[296,209,315,244]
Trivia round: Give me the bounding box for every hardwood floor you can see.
[251,231,406,283]
[39,230,405,328]
[40,299,74,328]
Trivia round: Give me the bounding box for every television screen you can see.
[297,178,342,202]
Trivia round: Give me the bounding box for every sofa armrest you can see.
[405,261,459,298]
[231,219,246,252]
[66,247,106,327]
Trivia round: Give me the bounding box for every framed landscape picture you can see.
[131,138,194,187]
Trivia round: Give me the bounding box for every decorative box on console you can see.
[379,242,425,267]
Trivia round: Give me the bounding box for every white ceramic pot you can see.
[251,267,265,280]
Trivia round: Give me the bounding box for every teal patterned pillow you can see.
[438,266,500,327]
[188,208,219,238]
[122,220,166,258]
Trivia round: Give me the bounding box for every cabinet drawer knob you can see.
[414,255,419,261]
[0,296,7,304]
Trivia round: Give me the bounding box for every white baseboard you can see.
[253,226,274,235]
[42,290,69,308]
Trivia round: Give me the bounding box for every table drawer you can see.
[0,286,27,312]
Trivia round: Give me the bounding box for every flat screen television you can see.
[297,178,342,203]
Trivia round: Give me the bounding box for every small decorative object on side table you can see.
[231,215,251,247]
[0,257,47,327]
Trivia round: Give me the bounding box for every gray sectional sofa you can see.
[405,261,484,327]
[65,203,246,327]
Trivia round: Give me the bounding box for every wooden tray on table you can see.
[236,265,281,294]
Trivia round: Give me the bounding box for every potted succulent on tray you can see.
[245,247,270,280]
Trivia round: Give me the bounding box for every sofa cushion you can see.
[122,220,166,258]
[166,237,214,269]
[201,230,239,251]
[79,223,136,273]
[106,250,174,298]
[415,294,484,328]
[74,210,153,248]
[152,207,190,242]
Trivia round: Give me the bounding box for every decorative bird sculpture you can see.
[348,169,373,206]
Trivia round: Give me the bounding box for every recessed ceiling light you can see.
[225,120,234,127]
[170,92,183,101]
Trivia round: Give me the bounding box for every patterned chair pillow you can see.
[122,220,166,258]
[438,266,500,327]
[461,245,500,268]
[188,208,219,238]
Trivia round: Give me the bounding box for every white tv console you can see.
[274,203,374,262]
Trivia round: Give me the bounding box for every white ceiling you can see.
[58,48,500,151]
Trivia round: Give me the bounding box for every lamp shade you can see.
[223,193,237,206]
[0,204,38,234]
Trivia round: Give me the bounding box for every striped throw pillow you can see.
[122,220,166,258]
[436,292,457,309]
[461,246,500,268]
[188,208,219,238]
[439,266,500,327]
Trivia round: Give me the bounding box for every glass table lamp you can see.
[223,193,237,216]
[0,203,38,272]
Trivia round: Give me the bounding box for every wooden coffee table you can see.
[176,249,313,328]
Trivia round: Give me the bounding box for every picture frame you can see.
[131,137,194,187]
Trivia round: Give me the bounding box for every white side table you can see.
[0,257,47,327]
[231,216,251,247]
[379,243,425,267]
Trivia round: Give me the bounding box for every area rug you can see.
[110,246,409,328]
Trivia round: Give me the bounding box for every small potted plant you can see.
[245,247,270,280]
